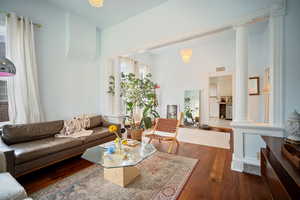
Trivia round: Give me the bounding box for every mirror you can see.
[184,90,201,127]
[249,76,260,95]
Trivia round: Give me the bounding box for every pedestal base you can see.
[104,166,140,187]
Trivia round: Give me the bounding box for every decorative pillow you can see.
[88,115,103,129]
[2,120,64,145]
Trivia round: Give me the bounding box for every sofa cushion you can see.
[2,120,64,145]
[0,173,28,200]
[83,127,111,143]
[88,115,103,129]
[11,137,83,164]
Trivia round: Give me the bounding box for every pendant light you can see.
[180,49,193,63]
[88,0,104,8]
[0,57,16,76]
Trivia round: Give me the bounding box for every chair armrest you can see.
[0,138,15,175]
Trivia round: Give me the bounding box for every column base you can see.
[231,154,244,172]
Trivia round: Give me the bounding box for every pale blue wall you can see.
[0,0,101,121]
[284,0,300,119]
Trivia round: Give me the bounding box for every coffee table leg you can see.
[104,166,140,187]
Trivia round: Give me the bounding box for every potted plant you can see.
[120,73,159,140]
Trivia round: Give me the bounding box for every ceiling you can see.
[47,0,169,29]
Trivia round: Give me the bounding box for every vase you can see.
[129,129,143,141]
[115,139,123,154]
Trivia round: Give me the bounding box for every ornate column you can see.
[269,1,286,127]
[231,24,249,172]
[234,25,249,122]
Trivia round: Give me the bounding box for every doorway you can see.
[208,74,233,128]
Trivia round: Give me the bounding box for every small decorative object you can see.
[0,57,16,76]
[248,76,260,95]
[106,146,115,154]
[285,110,300,144]
[167,105,178,119]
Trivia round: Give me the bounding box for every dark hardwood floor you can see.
[17,141,272,200]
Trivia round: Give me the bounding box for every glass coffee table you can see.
[82,140,156,187]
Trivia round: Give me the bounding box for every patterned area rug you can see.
[31,152,198,200]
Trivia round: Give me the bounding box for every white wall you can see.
[148,25,267,123]
[100,0,274,114]
[152,32,235,123]
[0,0,101,121]
[284,0,300,119]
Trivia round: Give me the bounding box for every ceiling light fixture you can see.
[180,49,193,63]
[88,0,104,8]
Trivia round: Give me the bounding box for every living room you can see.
[0,0,300,200]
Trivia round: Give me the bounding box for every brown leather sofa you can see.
[0,115,120,177]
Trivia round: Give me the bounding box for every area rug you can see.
[31,152,198,200]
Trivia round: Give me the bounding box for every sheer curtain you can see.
[6,13,43,123]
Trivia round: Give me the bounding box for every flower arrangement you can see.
[108,125,127,150]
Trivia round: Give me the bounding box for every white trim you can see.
[243,156,260,166]
[231,122,284,174]
[231,154,244,172]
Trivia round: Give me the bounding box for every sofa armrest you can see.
[0,138,15,175]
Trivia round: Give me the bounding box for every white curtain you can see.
[6,13,43,123]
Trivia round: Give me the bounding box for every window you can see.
[0,25,9,122]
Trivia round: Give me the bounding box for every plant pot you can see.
[129,128,144,141]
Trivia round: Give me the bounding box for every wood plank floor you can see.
[17,141,272,200]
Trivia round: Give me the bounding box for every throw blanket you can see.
[56,115,93,138]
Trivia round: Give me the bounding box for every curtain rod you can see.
[0,10,42,28]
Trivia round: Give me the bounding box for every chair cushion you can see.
[11,137,83,164]
[83,127,111,143]
[154,131,176,138]
[0,172,28,200]
[2,120,64,145]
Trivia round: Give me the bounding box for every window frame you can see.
[0,23,10,125]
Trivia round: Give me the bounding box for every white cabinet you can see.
[209,98,219,118]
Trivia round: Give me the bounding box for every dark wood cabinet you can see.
[261,136,300,200]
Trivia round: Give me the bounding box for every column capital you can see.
[270,0,286,17]
[233,22,249,30]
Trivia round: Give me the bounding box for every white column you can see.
[104,59,114,115]
[113,58,121,115]
[269,9,285,127]
[234,25,249,122]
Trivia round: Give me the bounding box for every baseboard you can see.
[231,156,244,172]
[244,164,260,176]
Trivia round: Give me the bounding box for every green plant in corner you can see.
[120,73,159,130]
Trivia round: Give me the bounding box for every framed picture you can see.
[248,76,260,95]
[167,105,178,119]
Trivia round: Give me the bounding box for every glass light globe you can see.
[88,0,104,8]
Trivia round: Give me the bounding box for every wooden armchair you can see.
[145,113,182,153]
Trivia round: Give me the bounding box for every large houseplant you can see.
[120,73,159,140]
